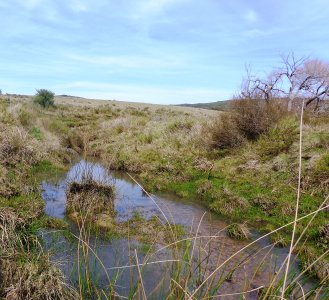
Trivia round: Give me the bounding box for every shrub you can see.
[209,100,287,150]
[33,89,55,108]
[256,118,299,158]
[209,113,246,149]
[231,99,286,139]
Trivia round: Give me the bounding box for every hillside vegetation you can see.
[179,100,231,111]
[0,94,328,298]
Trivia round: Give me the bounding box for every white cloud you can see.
[244,9,258,24]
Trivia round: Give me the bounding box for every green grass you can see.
[29,126,43,140]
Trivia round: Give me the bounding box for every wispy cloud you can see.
[1,0,329,103]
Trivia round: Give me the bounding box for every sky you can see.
[0,0,329,104]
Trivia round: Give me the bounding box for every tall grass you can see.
[59,103,328,299]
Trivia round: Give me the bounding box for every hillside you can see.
[179,100,231,111]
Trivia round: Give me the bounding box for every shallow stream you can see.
[40,159,314,299]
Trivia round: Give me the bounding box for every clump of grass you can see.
[312,153,329,187]
[210,187,249,216]
[167,118,194,132]
[66,179,115,218]
[226,223,251,240]
[269,232,289,247]
[299,246,329,282]
[29,126,43,140]
[196,179,213,195]
[0,165,17,197]
[252,196,277,216]
[0,207,75,299]
[137,132,154,144]
[18,107,34,127]
[0,126,38,167]
[318,223,329,249]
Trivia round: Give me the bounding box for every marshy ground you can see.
[0,94,328,299]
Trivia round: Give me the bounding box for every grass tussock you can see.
[67,180,115,216]
[226,223,250,240]
[0,207,75,299]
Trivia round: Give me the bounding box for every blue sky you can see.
[1,0,329,104]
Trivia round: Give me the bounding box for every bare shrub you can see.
[208,113,246,149]
[231,99,286,140]
[208,100,287,150]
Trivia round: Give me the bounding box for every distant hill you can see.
[178,100,231,111]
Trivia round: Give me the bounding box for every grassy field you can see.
[0,94,328,298]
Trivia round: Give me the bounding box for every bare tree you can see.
[239,53,329,111]
[240,65,283,101]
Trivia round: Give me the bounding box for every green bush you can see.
[256,118,298,158]
[33,89,55,108]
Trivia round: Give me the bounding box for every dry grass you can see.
[0,207,76,299]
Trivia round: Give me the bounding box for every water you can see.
[40,160,313,299]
